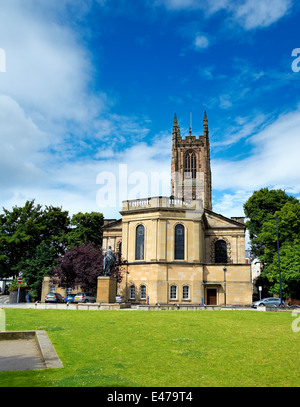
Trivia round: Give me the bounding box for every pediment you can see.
[203,210,245,229]
[103,218,122,231]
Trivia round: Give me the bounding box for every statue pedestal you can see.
[97,277,117,303]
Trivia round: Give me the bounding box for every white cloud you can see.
[234,0,293,30]
[212,107,300,195]
[218,95,233,109]
[194,34,210,50]
[155,0,293,30]
[212,113,268,147]
[0,1,155,217]
[0,95,48,191]
[210,107,300,237]
[213,190,252,218]
[154,0,200,10]
[0,1,106,208]
[0,3,103,128]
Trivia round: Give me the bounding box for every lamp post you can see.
[223,266,227,306]
[270,215,283,306]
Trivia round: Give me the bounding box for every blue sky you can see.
[0,0,300,228]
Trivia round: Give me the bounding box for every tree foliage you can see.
[244,188,298,258]
[68,212,103,247]
[0,201,70,278]
[266,240,300,299]
[0,200,104,297]
[244,188,300,299]
[51,243,126,293]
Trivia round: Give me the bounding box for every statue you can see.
[103,246,116,276]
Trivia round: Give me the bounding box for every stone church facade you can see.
[103,113,252,306]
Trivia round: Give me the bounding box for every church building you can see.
[102,112,252,306]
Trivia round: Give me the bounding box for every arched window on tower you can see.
[184,150,197,178]
[214,240,228,263]
[135,224,145,260]
[174,224,185,260]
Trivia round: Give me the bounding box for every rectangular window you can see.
[183,285,189,300]
[49,285,55,293]
[170,285,177,300]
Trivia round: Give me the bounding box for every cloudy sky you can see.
[0,0,300,226]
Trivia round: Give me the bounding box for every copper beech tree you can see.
[51,243,127,293]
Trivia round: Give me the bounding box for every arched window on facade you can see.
[174,224,185,260]
[135,224,145,260]
[184,150,197,178]
[214,239,228,263]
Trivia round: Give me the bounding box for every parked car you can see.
[45,292,64,303]
[64,294,76,303]
[115,295,124,303]
[252,297,285,308]
[74,292,96,303]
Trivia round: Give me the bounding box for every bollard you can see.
[0,309,6,331]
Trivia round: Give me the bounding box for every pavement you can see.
[0,295,9,305]
[0,338,46,371]
[0,330,63,372]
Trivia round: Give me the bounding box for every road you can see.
[0,295,9,305]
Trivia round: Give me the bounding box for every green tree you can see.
[19,241,61,296]
[0,201,105,298]
[243,188,298,257]
[244,189,300,299]
[0,200,44,278]
[0,201,71,293]
[257,201,300,298]
[68,212,104,247]
[265,240,300,299]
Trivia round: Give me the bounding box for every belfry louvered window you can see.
[184,150,197,178]
[135,224,145,260]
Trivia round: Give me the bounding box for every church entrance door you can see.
[207,288,217,305]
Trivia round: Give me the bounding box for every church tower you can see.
[171,111,212,210]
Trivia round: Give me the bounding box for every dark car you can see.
[74,292,96,303]
[45,292,64,303]
[64,294,76,303]
[252,297,285,308]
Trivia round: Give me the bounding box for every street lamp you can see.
[270,215,283,306]
[223,266,227,306]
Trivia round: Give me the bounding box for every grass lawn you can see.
[0,309,299,387]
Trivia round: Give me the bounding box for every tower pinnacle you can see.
[173,112,178,127]
[203,110,208,131]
